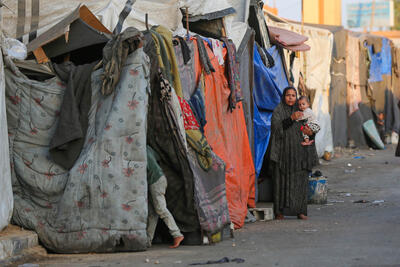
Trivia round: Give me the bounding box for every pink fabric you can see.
[269,26,308,46]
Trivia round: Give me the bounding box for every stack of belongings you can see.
[2,0,260,253]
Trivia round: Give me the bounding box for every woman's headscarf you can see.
[281,86,297,105]
[279,86,299,119]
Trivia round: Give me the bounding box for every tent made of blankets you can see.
[265,12,334,158]
[6,45,151,252]
[2,0,260,251]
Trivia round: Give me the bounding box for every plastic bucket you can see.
[308,176,327,204]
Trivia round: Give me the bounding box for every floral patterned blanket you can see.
[6,48,150,253]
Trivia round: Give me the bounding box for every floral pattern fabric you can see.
[178,95,200,130]
[6,48,150,253]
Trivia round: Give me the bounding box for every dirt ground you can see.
[15,145,400,267]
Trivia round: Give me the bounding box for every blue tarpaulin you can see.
[367,38,391,83]
[381,38,392,76]
[253,45,288,177]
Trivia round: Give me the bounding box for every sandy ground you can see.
[14,145,400,267]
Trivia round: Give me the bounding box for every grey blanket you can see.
[49,61,97,170]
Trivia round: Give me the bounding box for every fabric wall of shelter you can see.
[392,45,400,100]
[144,35,199,234]
[391,45,400,133]
[238,30,256,161]
[196,40,255,229]
[329,29,348,147]
[266,20,334,156]
[0,45,13,231]
[365,37,400,135]
[2,0,182,42]
[174,39,230,234]
[6,49,150,253]
[346,33,368,147]
[253,45,285,177]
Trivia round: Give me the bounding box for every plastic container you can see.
[308,176,327,204]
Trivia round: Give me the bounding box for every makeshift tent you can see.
[325,26,349,148]
[0,36,13,232]
[192,39,255,229]
[365,37,400,138]
[6,46,151,252]
[144,29,230,241]
[266,13,334,157]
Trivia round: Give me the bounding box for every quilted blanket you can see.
[6,48,150,253]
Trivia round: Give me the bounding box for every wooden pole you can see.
[185,7,189,40]
[145,13,149,31]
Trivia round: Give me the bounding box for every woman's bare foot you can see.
[170,236,184,248]
[275,214,284,220]
[297,214,308,220]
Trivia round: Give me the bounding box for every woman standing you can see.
[267,87,319,220]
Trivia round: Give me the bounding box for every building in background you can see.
[263,1,278,16]
[347,0,394,30]
[303,0,342,26]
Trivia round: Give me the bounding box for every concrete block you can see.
[0,225,41,262]
[249,202,274,221]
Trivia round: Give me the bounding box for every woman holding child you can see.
[267,87,319,220]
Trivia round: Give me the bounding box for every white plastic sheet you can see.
[179,0,232,17]
[0,38,13,232]
[2,0,182,42]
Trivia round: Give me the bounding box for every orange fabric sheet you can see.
[193,39,255,229]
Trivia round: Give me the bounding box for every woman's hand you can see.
[291,111,303,121]
[301,125,313,136]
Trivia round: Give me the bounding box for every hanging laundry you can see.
[49,61,97,170]
[221,37,242,111]
[196,35,215,75]
[101,27,144,96]
[177,37,191,65]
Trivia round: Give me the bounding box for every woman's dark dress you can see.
[268,99,319,216]
[396,102,400,157]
